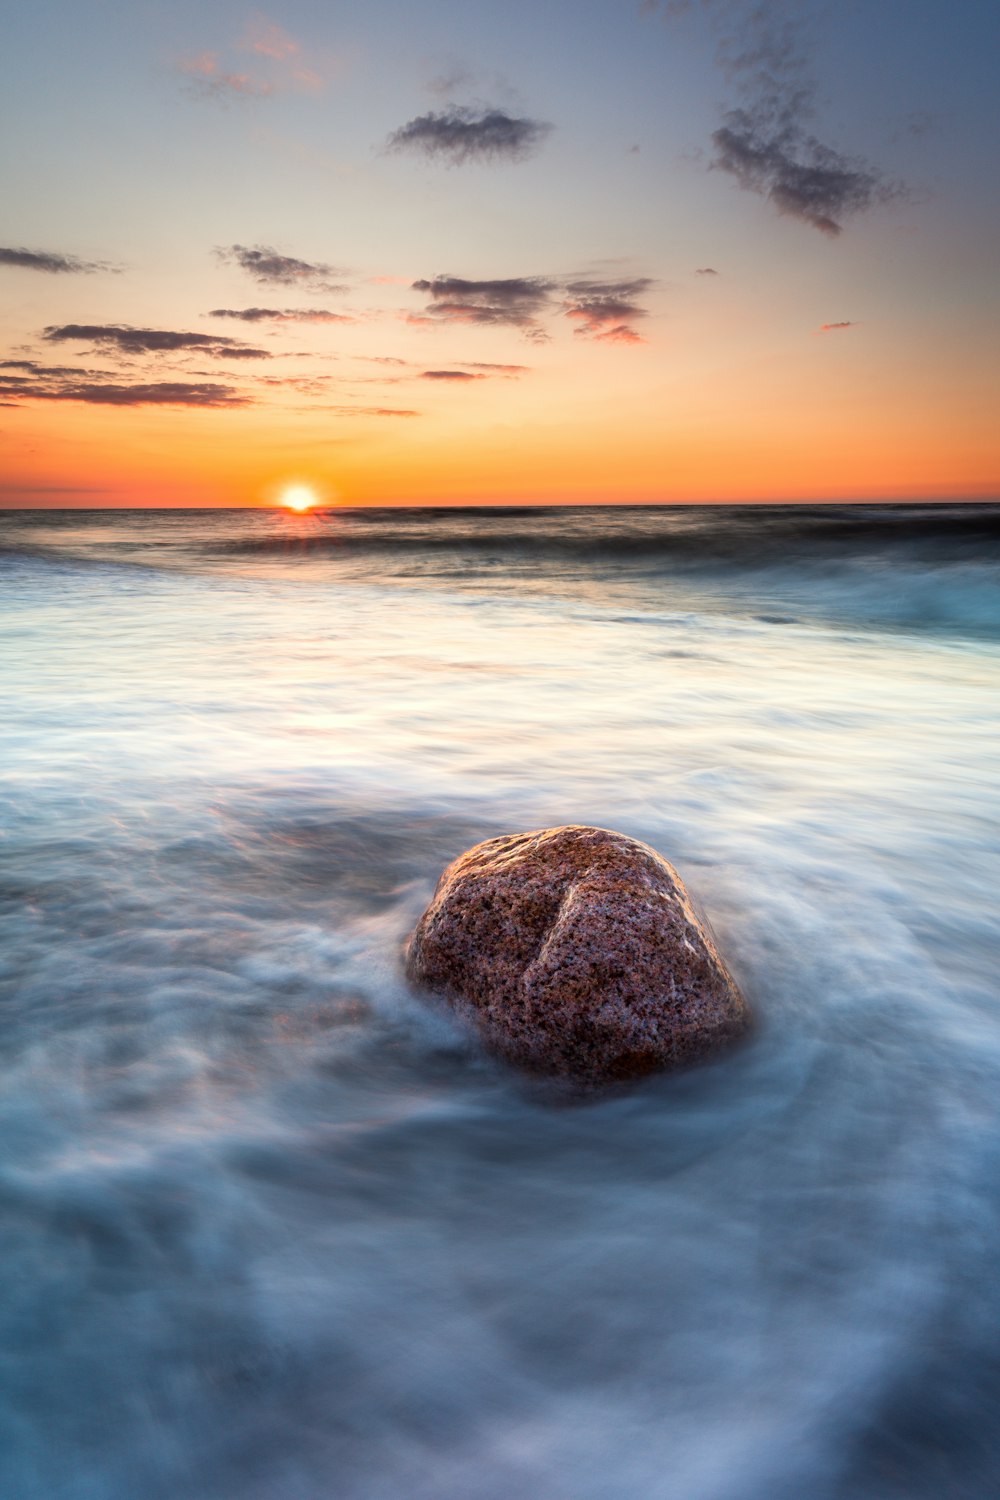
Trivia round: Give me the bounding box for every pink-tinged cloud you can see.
[818,320,857,332]
[179,53,273,100]
[410,273,652,345]
[245,19,299,60]
[563,278,652,343]
[593,324,646,344]
[182,51,219,77]
[180,24,324,103]
[696,267,719,275]
[242,20,325,91]
[411,276,555,339]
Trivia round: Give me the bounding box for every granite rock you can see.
[406,824,750,1085]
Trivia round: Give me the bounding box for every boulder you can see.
[406,824,749,1085]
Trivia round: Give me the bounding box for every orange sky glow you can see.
[2,1,997,507]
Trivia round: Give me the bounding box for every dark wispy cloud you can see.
[418,364,526,381]
[462,362,528,374]
[0,484,110,495]
[387,107,551,166]
[696,266,719,275]
[562,278,653,343]
[427,63,477,98]
[0,247,116,275]
[42,324,270,359]
[324,405,419,418]
[420,369,484,381]
[217,244,346,293]
[0,373,247,407]
[0,358,92,375]
[411,274,652,344]
[712,106,891,236]
[410,276,556,336]
[257,373,336,393]
[818,320,856,332]
[208,306,352,324]
[651,0,897,235]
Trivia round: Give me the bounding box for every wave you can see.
[3,504,1000,638]
[203,503,1000,562]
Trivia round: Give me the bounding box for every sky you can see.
[1,0,998,507]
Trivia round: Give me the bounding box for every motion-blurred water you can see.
[2,504,999,1499]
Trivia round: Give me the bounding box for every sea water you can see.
[1,504,999,1499]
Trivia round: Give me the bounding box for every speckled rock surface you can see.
[406,825,750,1085]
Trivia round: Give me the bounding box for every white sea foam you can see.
[1,508,998,1497]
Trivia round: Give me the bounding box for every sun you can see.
[281,484,318,512]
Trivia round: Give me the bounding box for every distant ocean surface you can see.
[2,503,999,1500]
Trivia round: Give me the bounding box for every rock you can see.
[405,824,750,1085]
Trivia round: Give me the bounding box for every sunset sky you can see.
[2,0,997,507]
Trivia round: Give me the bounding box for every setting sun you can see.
[281,485,317,512]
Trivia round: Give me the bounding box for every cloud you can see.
[42,324,271,359]
[696,266,719,275]
[818,320,856,332]
[0,359,91,375]
[462,362,528,374]
[711,108,891,235]
[241,16,323,89]
[178,19,322,101]
[324,406,419,417]
[386,107,551,166]
[562,278,653,342]
[411,276,556,335]
[179,52,274,101]
[256,374,338,396]
[0,247,115,274]
[419,364,527,380]
[209,306,353,324]
[420,369,484,381]
[410,274,652,345]
[245,19,299,60]
[0,374,247,407]
[217,244,345,293]
[0,484,110,495]
[651,0,897,235]
[427,64,476,98]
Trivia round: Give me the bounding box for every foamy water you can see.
[1,505,999,1498]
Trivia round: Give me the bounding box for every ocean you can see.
[2,503,999,1499]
